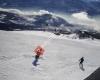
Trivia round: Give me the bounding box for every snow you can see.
[0,14,6,20]
[0,30,100,80]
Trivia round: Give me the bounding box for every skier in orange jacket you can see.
[33,45,45,66]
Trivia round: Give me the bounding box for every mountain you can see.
[0,9,72,31]
[0,8,100,39]
[0,0,100,16]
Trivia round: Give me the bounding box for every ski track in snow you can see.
[0,30,100,80]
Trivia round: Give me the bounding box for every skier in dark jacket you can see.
[79,57,85,71]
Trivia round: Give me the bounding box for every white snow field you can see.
[0,30,100,80]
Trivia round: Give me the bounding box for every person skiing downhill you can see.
[79,57,85,71]
[32,45,45,66]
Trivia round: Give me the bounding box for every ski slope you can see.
[0,30,100,80]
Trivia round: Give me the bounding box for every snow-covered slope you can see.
[0,31,100,80]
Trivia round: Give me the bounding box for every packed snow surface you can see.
[0,31,100,80]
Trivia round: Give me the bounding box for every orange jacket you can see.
[34,46,45,56]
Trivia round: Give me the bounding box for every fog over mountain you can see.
[0,8,100,39]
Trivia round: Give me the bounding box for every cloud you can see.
[71,12,100,31]
[72,12,94,21]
